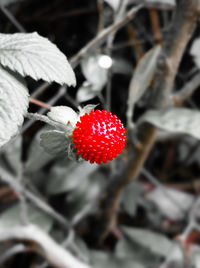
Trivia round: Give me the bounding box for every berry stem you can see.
[25,112,66,130]
[29,98,51,109]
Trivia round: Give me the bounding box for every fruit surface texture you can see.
[72,110,126,164]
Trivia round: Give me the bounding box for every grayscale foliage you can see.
[0,67,28,148]
[0,32,76,86]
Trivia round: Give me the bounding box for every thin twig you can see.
[29,98,51,109]
[37,202,94,268]
[23,7,96,22]
[64,93,79,109]
[0,4,26,32]
[172,71,200,104]
[0,244,26,266]
[141,167,187,215]
[30,82,50,99]
[0,225,91,268]
[91,0,200,244]
[105,0,129,110]
[149,8,162,43]
[26,113,57,127]
[127,23,143,61]
[159,197,200,268]
[0,167,70,231]
[22,86,66,133]
[97,0,104,34]
[24,4,142,117]
[18,164,29,225]
[70,4,143,68]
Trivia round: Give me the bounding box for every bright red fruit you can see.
[72,110,126,164]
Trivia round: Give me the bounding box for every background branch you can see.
[105,0,129,110]
[172,71,200,104]
[90,0,200,244]
[0,167,70,231]
[0,244,27,266]
[70,4,143,68]
[0,224,91,268]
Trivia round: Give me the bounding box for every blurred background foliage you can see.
[1,0,200,267]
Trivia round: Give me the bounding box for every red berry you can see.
[72,110,126,164]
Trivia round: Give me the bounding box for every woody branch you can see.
[91,0,200,244]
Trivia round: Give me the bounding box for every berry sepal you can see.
[40,105,126,164]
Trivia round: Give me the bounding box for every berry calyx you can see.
[72,110,126,164]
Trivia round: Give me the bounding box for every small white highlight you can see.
[98,55,113,69]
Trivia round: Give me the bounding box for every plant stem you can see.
[91,0,200,244]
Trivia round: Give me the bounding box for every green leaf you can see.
[0,203,53,232]
[0,32,76,86]
[127,45,161,128]
[139,107,200,140]
[0,67,29,148]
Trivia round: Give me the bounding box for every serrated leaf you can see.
[40,130,70,156]
[0,203,53,232]
[127,45,161,128]
[0,32,76,86]
[139,107,200,140]
[0,67,29,148]
[119,226,176,258]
